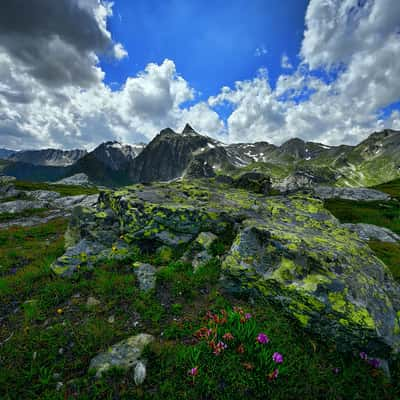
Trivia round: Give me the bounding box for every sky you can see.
[0,0,399,150]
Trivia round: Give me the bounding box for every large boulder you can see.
[221,195,400,359]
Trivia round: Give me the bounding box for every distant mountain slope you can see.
[8,148,87,166]
[68,141,145,186]
[0,148,17,159]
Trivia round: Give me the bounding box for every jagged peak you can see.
[182,123,197,134]
[159,128,177,136]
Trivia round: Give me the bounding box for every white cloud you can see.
[254,45,268,57]
[113,43,128,60]
[209,0,400,145]
[281,54,293,69]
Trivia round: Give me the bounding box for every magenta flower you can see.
[245,313,252,320]
[257,333,269,344]
[332,367,340,374]
[272,352,283,364]
[188,366,198,376]
[359,351,368,360]
[268,369,279,381]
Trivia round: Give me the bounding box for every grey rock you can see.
[29,190,61,202]
[342,223,400,243]
[50,239,106,277]
[195,231,218,250]
[53,194,99,209]
[313,186,390,201]
[0,199,46,214]
[0,175,16,184]
[89,333,154,378]
[54,173,91,186]
[133,263,156,292]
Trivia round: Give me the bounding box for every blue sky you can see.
[0,0,399,149]
[101,0,308,100]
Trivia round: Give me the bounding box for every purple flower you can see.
[272,352,283,364]
[359,351,368,360]
[257,333,269,344]
[332,367,340,374]
[368,358,380,369]
[245,313,252,320]
[188,366,199,376]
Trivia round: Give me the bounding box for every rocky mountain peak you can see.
[182,123,197,134]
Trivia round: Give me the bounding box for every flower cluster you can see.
[189,308,284,382]
[359,352,380,369]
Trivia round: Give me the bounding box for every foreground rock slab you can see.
[89,333,154,378]
[221,194,400,359]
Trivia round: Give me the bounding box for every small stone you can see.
[89,333,154,378]
[86,296,101,307]
[133,263,156,292]
[134,361,147,385]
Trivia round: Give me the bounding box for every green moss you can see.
[271,258,298,282]
[299,274,332,292]
[292,312,310,327]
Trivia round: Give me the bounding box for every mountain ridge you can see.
[0,127,399,188]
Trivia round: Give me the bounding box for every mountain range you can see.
[0,125,399,188]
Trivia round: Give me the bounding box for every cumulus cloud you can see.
[209,0,400,145]
[281,54,293,69]
[0,0,124,87]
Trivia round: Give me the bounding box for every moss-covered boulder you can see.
[221,195,400,359]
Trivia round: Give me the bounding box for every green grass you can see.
[372,178,400,200]
[13,180,99,197]
[368,241,400,280]
[324,199,400,235]
[324,196,400,279]
[0,218,67,277]
[0,222,399,399]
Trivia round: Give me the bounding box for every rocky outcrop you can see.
[233,172,271,194]
[89,333,154,378]
[342,223,400,243]
[221,194,400,359]
[313,186,390,201]
[50,179,400,361]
